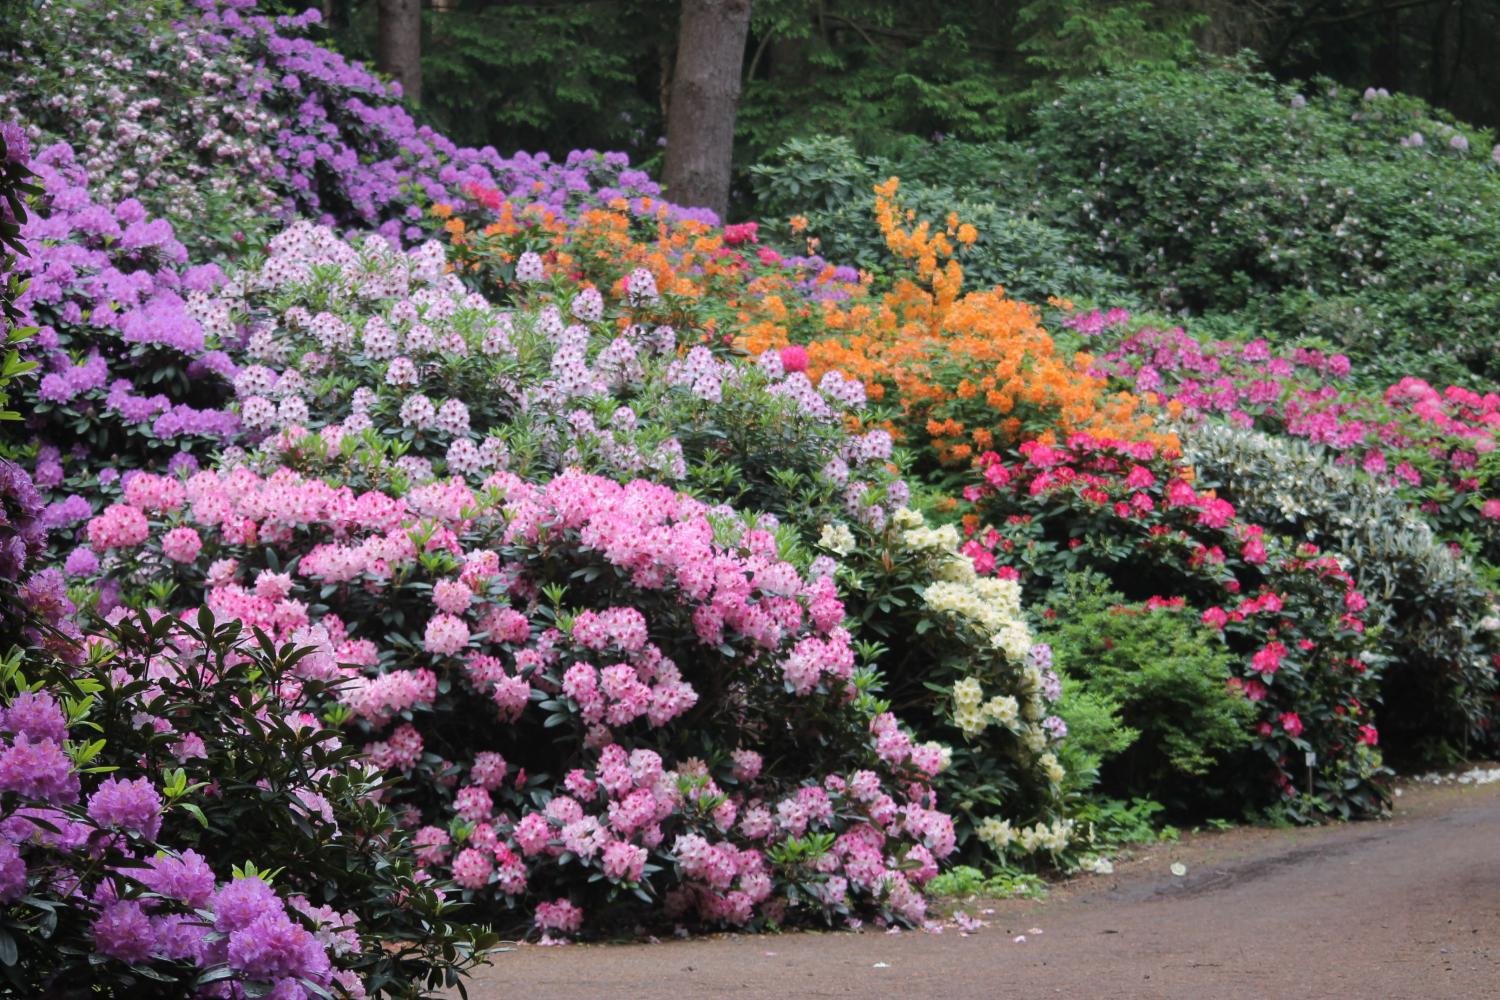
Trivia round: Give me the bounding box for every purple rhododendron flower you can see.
[86,776,164,840]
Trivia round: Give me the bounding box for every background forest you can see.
[297,0,1500,212]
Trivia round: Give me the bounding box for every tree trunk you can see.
[662,0,753,220]
[377,0,422,106]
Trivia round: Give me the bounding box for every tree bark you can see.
[377,0,423,107]
[662,0,753,220]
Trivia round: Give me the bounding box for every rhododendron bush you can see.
[809,506,1072,859]
[0,410,483,995]
[1064,307,1500,757]
[730,180,1170,473]
[84,463,966,929]
[960,435,1388,818]
[2,611,487,996]
[2,0,684,256]
[1181,423,1499,760]
[18,141,237,519]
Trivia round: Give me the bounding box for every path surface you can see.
[464,779,1500,999]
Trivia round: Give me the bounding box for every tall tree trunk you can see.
[662,0,753,220]
[377,0,422,106]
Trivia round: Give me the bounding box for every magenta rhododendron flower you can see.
[779,344,809,373]
[1279,712,1304,739]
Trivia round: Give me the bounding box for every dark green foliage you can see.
[749,135,1131,303]
[420,1,675,161]
[319,0,1203,207]
[0,124,39,415]
[1030,64,1500,384]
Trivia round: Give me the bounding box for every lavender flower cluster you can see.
[14,141,240,556]
[0,664,362,998]
[2,0,699,253]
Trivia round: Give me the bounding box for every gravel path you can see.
[463,778,1500,999]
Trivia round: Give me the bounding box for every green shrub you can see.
[1030,63,1500,384]
[1040,574,1254,810]
[749,135,1131,304]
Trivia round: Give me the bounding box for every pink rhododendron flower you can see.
[1279,712,1304,739]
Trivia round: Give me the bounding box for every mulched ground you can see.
[463,776,1500,999]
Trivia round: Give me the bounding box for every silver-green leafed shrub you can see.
[1184,420,1499,760]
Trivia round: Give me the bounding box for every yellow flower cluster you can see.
[979,816,1074,854]
[923,578,1027,639]
[951,676,989,737]
[899,521,961,554]
[892,507,925,530]
[893,508,1052,744]
[889,506,1068,855]
[1040,752,1066,786]
[976,816,1014,850]
[817,521,856,556]
[1017,819,1075,854]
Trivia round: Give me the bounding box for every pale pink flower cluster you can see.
[101,451,959,936]
[123,472,186,512]
[87,504,150,550]
[341,669,437,725]
[533,898,582,934]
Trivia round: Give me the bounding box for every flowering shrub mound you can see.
[731,180,1170,472]
[16,141,238,531]
[83,462,976,931]
[1,0,679,256]
[1182,422,1499,759]
[961,434,1387,819]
